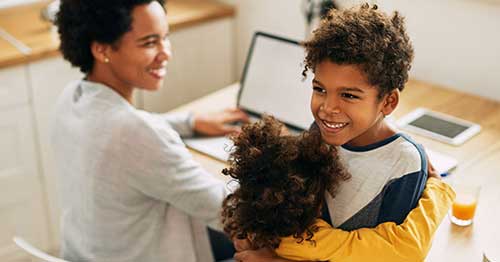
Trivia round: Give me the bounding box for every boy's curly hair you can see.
[303,3,414,98]
[221,116,349,249]
[55,0,165,73]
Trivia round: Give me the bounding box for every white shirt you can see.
[51,80,226,262]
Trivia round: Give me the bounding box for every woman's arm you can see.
[275,178,455,262]
[120,116,228,230]
[161,108,249,137]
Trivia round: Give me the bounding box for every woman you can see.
[52,0,246,261]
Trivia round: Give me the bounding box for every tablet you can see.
[397,108,481,146]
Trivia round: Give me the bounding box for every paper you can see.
[426,149,458,176]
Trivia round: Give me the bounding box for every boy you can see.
[306,3,424,230]
[234,4,432,261]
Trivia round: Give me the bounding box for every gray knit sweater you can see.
[51,80,226,262]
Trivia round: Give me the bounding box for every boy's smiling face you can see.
[310,61,397,147]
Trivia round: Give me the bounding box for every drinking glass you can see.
[449,182,480,226]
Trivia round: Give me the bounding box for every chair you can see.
[12,237,71,262]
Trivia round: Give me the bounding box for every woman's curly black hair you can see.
[221,116,349,249]
[302,3,414,99]
[55,0,165,73]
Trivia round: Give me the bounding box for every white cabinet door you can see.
[0,65,30,109]
[0,106,49,261]
[141,18,236,112]
[28,57,83,251]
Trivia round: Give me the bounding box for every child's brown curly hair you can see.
[221,116,349,249]
[303,3,414,99]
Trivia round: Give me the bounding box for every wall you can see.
[377,0,500,101]
[219,0,307,77]
[223,0,500,101]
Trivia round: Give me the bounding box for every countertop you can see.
[0,0,235,69]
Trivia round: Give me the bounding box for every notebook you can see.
[183,32,314,161]
[426,149,458,177]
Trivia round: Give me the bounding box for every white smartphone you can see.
[397,108,481,146]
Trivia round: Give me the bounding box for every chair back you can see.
[13,237,71,262]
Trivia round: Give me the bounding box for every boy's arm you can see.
[378,143,429,224]
[377,169,427,224]
[275,178,455,262]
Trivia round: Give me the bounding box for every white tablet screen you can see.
[409,114,469,139]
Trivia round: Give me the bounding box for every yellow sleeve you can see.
[275,178,456,262]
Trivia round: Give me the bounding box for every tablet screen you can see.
[409,114,469,138]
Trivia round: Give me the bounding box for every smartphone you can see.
[397,108,481,146]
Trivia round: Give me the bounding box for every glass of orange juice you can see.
[450,182,481,226]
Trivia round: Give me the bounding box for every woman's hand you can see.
[193,108,249,136]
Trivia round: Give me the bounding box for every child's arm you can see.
[378,147,429,224]
[275,178,455,262]
[377,169,427,224]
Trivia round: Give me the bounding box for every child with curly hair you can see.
[222,116,349,250]
[222,117,455,262]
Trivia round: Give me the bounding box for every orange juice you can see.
[452,194,478,220]
[450,182,480,226]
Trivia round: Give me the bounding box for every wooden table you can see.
[171,79,500,262]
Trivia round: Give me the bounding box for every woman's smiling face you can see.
[105,1,171,92]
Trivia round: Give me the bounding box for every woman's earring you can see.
[104,57,110,63]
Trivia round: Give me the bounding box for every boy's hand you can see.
[193,108,249,136]
[425,151,441,180]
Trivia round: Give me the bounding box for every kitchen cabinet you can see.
[0,65,50,260]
